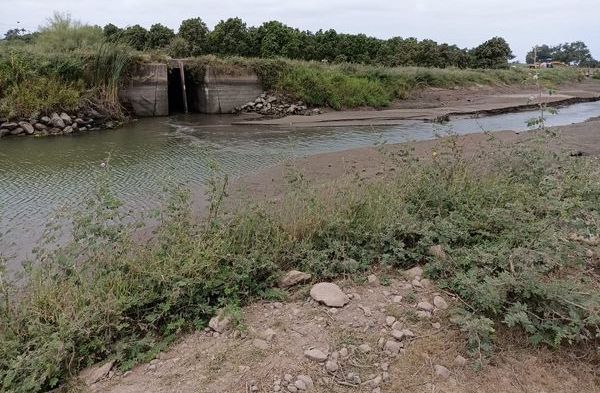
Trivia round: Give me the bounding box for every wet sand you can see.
[229,118,600,204]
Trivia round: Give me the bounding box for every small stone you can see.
[297,375,313,390]
[385,316,396,327]
[367,274,380,286]
[412,279,423,288]
[432,322,441,329]
[208,312,232,333]
[404,266,423,280]
[435,364,451,379]
[304,348,328,362]
[294,380,306,390]
[325,360,339,372]
[359,305,372,317]
[382,371,389,381]
[416,310,432,319]
[310,283,349,307]
[284,374,293,382]
[261,328,277,342]
[347,372,361,384]
[391,329,405,341]
[372,388,381,393]
[358,344,372,353]
[253,338,269,350]
[287,384,298,392]
[392,295,403,303]
[369,375,382,387]
[80,360,115,385]
[455,355,467,366]
[417,302,434,312]
[381,362,389,371]
[383,340,401,355]
[339,347,349,358]
[428,245,447,260]
[434,296,449,310]
[279,270,312,288]
[420,279,433,289]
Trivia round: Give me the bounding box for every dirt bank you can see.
[89,270,599,393]
[233,80,600,127]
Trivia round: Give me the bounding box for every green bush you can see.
[0,76,82,118]
[1,138,599,392]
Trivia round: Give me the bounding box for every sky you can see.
[1,0,598,62]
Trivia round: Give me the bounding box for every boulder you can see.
[59,112,72,124]
[50,113,65,128]
[63,126,74,134]
[278,270,312,288]
[19,121,35,135]
[417,301,434,312]
[1,122,18,130]
[34,123,47,131]
[40,116,52,124]
[11,127,23,135]
[310,282,349,307]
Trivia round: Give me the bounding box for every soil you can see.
[79,83,600,393]
[88,270,599,393]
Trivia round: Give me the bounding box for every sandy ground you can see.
[234,80,600,127]
[87,269,599,393]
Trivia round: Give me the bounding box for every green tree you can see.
[208,17,252,56]
[255,21,304,58]
[147,23,175,49]
[120,25,148,51]
[525,44,552,64]
[178,17,209,56]
[470,37,514,69]
[103,23,122,42]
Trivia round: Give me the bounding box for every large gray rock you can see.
[310,282,349,307]
[50,113,65,128]
[279,270,312,288]
[59,112,72,124]
[433,295,449,310]
[0,122,18,130]
[19,121,34,135]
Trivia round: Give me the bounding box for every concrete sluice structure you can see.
[120,61,263,117]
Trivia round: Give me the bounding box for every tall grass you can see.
[1,136,598,392]
[187,56,585,109]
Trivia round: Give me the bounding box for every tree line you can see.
[3,16,520,69]
[525,41,598,67]
[99,18,514,69]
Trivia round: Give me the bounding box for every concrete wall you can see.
[120,63,168,117]
[195,66,263,114]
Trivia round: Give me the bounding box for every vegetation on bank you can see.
[0,13,593,120]
[1,134,599,392]
[186,56,585,109]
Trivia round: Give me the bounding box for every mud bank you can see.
[233,80,600,127]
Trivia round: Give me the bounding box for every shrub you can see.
[0,76,82,118]
[1,138,599,392]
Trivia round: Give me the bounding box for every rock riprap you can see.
[310,283,349,307]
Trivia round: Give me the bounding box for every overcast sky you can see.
[2,0,598,62]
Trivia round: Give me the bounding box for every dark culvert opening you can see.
[168,67,185,114]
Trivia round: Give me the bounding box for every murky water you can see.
[2,101,600,268]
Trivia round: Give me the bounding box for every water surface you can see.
[2,101,600,268]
